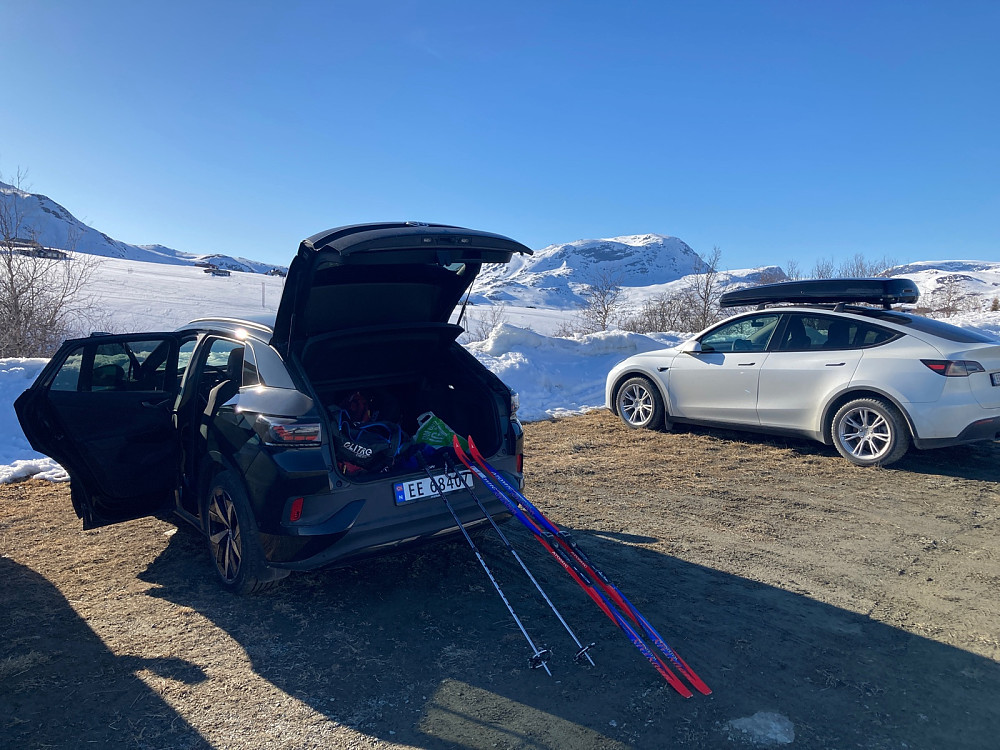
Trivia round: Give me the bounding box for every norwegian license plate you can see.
[992,372,1000,387]
[394,470,472,505]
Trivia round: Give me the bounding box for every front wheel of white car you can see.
[615,377,666,430]
[831,398,910,467]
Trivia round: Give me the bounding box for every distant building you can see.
[3,238,70,260]
[206,268,231,277]
[267,268,287,277]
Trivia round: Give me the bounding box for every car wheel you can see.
[205,470,284,594]
[831,398,910,467]
[616,376,666,430]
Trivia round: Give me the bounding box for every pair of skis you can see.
[420,437,710,699]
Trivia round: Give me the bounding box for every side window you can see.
[199,339,245,393]
[177,339,198,382]
[50,338,179,393]
[776,315,897,351]
[777,315,832,351]
[700,314,780,353]
[50,351,83,391]
[853,321,896,348]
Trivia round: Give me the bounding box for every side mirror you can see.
[679,339,702,354]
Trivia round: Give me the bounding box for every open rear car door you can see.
[14,333,191,529]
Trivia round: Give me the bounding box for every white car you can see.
[606,279,1000,466]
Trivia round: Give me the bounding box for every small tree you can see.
[992,297,999,312]
[1,169,99,357]
[679,246,727,332]
[578,269,626,333]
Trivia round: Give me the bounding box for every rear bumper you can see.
[262,456,521,571]
[911,415,1000,450]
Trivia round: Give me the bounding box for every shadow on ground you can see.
[131,520,1000,750]
[0,556,209,749]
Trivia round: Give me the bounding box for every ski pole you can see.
[450,439,693,698]
[464,436,711,697]
[416,453,552,675]
[442,454,595,666]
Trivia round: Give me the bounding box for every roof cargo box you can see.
[720,278,919,309]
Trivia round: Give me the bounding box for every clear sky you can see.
[2,1,997,270]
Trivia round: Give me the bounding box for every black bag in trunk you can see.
[330,407,412,472]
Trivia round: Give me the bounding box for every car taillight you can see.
[921,359,986,377]
[289,497,304,521]
[256,415,323,446]
[510,391,520,419]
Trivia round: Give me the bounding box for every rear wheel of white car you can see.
[616,377,666,430]
[831,398,910,467]
[205,471,284,594]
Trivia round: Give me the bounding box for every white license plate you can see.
[394,470,471,505]
[992,372,1000,387]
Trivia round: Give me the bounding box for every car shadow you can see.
[0,556,210,749]
[135,520,1000,749]
[677,423,1000,481]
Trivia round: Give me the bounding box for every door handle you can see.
[737,362,756,366]
[825,362,846,367]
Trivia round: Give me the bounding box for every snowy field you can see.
[1,252,999,483]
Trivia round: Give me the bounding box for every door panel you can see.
[757,314,862,432]
[667,313,780,425]
[14,333,188,528]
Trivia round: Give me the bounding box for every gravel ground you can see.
[2,410,999,749]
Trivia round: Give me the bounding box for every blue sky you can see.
[2,1,997,270]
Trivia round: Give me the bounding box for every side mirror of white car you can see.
[679,339,702,354]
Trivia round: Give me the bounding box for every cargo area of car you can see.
[297,323,508,478]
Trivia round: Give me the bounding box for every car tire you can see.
[831,397,910,467]
[204,470,285,594]
[615,376,667,430]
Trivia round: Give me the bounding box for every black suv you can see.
[15,223,532,592]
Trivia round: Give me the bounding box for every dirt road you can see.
[2,410,999,749]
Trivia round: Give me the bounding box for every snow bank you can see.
[0,359,68,483]
[466,324,680,421]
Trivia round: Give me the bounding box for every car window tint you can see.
[50,350,83,391]
[199,339,244,394]
[860,310,998,344]
[778,315,842,351]
[700,314,780,352]
[91,339,174,392]
[854,322,896,347]
[775,314,898,351]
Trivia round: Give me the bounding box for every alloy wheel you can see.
[620,382,654,426]
[207,487,243,583]
[836,405,892,462]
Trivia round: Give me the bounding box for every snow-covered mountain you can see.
[0,181,286,275]
[884,260,1000,313]
[475,234,710,307]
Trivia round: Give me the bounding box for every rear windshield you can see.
[859,310,998,344]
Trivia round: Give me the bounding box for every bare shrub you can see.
[838,253,897,278]
[578,269,626,333]
[466,301,509,341]
[620,247,729,334]
[1,169,101,357]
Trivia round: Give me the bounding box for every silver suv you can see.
[607,279,1000,466]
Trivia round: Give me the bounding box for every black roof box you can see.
[719,278,919,308]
